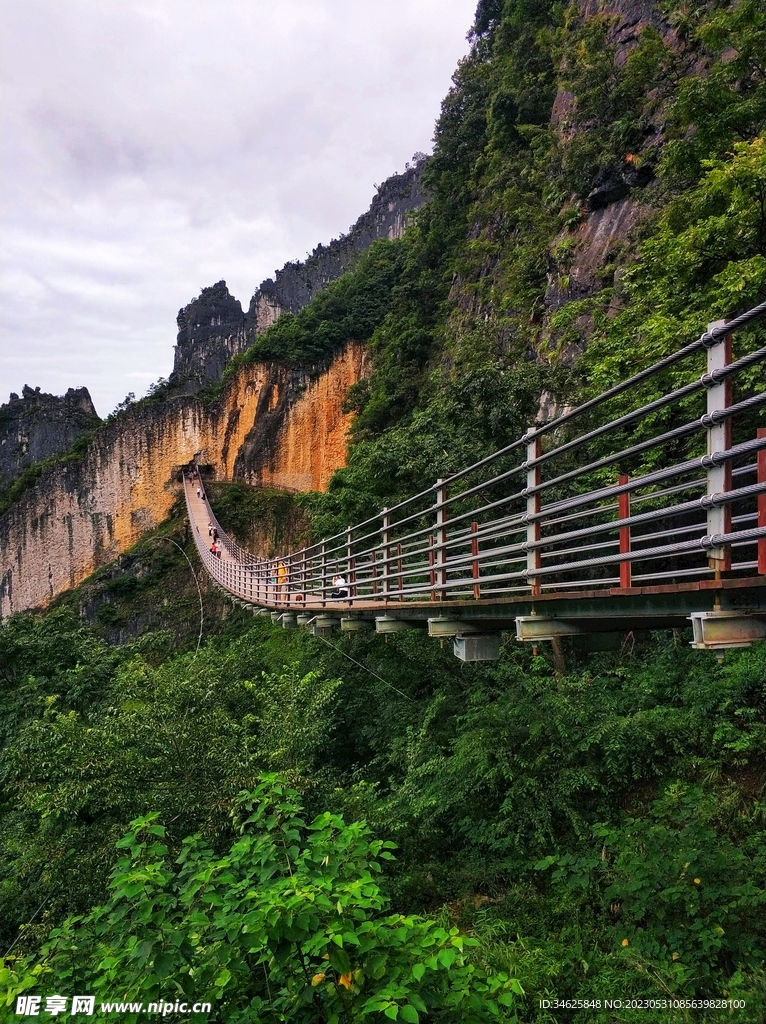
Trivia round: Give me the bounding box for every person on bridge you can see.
[331,574,349,599]
[277,561,287,596]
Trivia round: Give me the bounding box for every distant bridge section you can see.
[185,300,766,660]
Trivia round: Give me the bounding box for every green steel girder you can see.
[247,578,766,638]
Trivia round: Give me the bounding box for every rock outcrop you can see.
[0,344,366,617]
[173,282,246,386]
[246,159,427,328]
[1,158,414,614]
[0,386,100,489]
[172,160,426,385]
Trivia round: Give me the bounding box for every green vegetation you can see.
[5,778,520,1024]
[2,599,765,1021]
[0,432,97,517]
[205,482,311,556]
[3,2,766,1021]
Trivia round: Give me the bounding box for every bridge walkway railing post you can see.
[618,474,631,588]
[706,319,733,575]
[434,479,447,600]
[526,431,542,597]
[759,426,766,575]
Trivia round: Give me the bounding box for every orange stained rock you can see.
[0,343,367,616]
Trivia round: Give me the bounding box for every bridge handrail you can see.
[186,299,766,609]
[274,311,766,565]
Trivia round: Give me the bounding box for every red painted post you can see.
[758,427,766,575]
[381,509,390,600]
[429,535,436,600]
[618,475,631,588]
[471,521,480,599]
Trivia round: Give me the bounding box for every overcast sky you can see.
[1,0,474,416]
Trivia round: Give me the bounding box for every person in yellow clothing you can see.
[277,561,287,598]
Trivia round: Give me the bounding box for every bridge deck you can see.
[183,299,766,653]
[183,478,766,631]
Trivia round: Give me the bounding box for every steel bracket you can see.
[427,617,482,637]
[375,615,414,634]
[341,615,372,631]
[515,616,587,641]
[689,611,766,649]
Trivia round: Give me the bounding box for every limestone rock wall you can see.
[172,160,426,385]
[235,343,368,491]
[0,385,100,489]
[173,281,246,385]
[247,160,427,323]
[0,344,366,616]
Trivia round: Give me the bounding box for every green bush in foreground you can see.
[3,776,521,1024]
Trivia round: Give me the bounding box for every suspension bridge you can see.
[184,301,766,660]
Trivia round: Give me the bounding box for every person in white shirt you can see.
[331,574,349,598]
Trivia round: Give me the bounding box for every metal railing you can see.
[185,300,766,609]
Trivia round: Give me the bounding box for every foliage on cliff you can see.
[204,482,311,557]
[217,0,766,534]
[202,240,407,404]
[0,432,97,517]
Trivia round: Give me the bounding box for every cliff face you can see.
[172,161,426,384]
[0,344,366,617]
[0,385,99,489]
[172,282,246,386]
[246,160,427,329]
[234,344,368,491]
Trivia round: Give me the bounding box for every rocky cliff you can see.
[172,281,247,387]
[172,160,426,384]
[0,385,100,490]
[1,158,411,616]
[0,344,366,617]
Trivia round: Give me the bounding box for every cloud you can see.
[0,0,473,415]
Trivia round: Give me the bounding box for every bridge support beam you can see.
[515,616,587,642]
[427,617,481,637]
[341,615,372,631]
[689,611,766,650]
[375,615,414,633]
